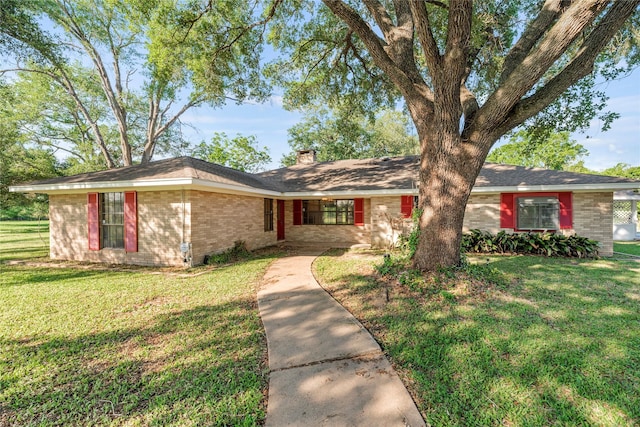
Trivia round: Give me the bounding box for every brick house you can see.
[10,152,639,266]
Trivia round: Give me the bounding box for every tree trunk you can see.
[414,140,472,269]
[409,98,488,271]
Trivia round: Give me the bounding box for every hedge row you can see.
[461,229,599,258]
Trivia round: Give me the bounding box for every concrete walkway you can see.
[257,248,425,427]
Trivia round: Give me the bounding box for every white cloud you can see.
[607,143,625,155]
[269,95,284,107]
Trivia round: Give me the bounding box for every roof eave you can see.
[10,180,637,197]
[279,188,417,199]
[9,178,282,198]
[471,182,640,193]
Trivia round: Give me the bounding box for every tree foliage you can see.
[0,82,61,218]
[192,133,271,173]
[268,0,639,270]
[0,0,273,168]
[600,163,640,180]
[282,107,418,165]
[487,130,588,171]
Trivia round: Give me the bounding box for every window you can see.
[88,191,137,252]
[100,192,125,248]
[303,199,354,225]
[517,196,559,230]
[264,198,274,231]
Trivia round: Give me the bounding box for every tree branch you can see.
[496,0,640,136]
[475,0,609,134]
[500,0,563,84]
[322,0,417,98]
[57,0,132,165]
[363,0,394,38]
[388,0,426,88]
[442,0,472,100]
[1,65,116,168]
[409,0,442,74]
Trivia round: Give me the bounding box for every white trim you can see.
[614,190,640,201]
[470,182,640,194]
[9,178,281,198]
[9,178,639,198]
[279,188,416,199]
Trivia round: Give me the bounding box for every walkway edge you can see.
[258,248,426,427]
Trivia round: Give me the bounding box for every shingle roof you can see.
[475,162,636,188]
[257,156,637,191]
[257,156,419,192]
[26,156,282,192]
[14,155,638,194]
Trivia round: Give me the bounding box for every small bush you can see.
[205,240,251,265]
[397,208,422,258]
[461,229,599,258]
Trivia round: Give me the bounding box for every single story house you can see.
[10,151,639,266]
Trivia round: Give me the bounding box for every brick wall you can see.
[48,189,615,265]
[49,193,87,262]
[49,190,188,266]
[572,192,613,256]
[463,194,501,233]
[189,191,278,264]
[284,199,371,246]
[370,196,412,248]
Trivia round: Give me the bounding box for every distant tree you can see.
[192,133,271,173]
[601,163,640,180]
[0,0,273,168]
[0,110,61,219]
[282,107,418,165]
[487,130,588,170]
[2,70,117,173]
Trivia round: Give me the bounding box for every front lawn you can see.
[614,241,640,257]
[314,251,640,426]
[0,220,49,261]
[0,255,276,425]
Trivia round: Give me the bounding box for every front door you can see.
[277,199,285,240]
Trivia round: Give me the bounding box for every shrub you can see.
[397,208,422,258]
[204,240,251,265]
[461,230,599,258]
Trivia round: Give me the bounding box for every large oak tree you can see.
[269,0,639,270]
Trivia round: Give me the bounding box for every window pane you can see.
[264,198,273,231]
[100,192,125,248]
[303,199,354,225]
[517,197,559,230]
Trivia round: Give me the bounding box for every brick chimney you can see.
[296,149,317,165]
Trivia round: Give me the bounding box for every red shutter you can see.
[500,193,515,229]
[87,193,100,251]
[401,195,414,218]
[558,192,573,230]
[354,198,364,226]
[124,191,138,252]
[293,199,302,225]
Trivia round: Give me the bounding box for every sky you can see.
[180,68,640,172]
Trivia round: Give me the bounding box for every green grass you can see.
[614,241,640,257]
[314,250,640,426]
[0,222,278,426]
[0,220,50,261]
